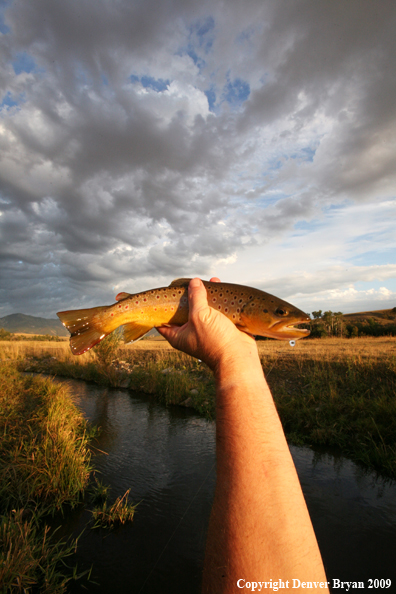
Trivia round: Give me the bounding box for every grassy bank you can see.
[1,337,396,479]
[262,353,396,478]
[0,364,136,592]
[0,364,93,592]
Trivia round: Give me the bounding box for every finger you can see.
[156,324,181,342]
[209,277,221,282]
[188,278,209,316]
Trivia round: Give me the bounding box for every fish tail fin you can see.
[57,306,116,355]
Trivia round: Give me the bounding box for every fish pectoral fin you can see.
[115,292,132,302]
[236,314,255,336]
[168,278,192,287]
[123,321,153,343]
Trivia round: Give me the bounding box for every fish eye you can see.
[276,307,288,316]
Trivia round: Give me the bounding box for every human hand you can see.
[156,277,256,372]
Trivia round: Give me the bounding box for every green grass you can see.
[0,364,92,515]
[0,363,136,592]
[262,354,396,478]
[0,511,90,594]
[90,489,137,529]
[0,363,95,592]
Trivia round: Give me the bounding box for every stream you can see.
[57,378,396,593]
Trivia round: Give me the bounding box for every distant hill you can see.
[0,313,69,337]
[343,308,396,326]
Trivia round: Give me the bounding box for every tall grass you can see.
[0,511,89,594]
[0,364,92,515]
[0,363,94,592]
[261,350,396,478]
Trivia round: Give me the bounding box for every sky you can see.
[1,0,396,319]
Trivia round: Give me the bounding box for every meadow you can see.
[1,336,395,481]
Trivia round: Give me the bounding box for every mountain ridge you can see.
[0,313,69,337]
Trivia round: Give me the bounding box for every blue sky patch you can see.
[222,77,250,107]
[190,16,214,53]
[130,74,170,92]
[1,91,21,110]
[204,87,216,111]
[13,52,36,75]
[349,248,396,267]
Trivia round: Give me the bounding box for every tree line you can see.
[308,308,396,338]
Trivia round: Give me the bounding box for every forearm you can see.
[202,348,329,593]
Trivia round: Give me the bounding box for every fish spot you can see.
[143,298,147,302]
[125,305,129,309]
[225,308,228,313]
[135,301,139,305]
[178,290,182,294]
[239,299,242,303]
[156,295,160,299]
[154,308,157,311]
[119,304,122,308]
[171,307,174,311]
[231,301,235,305]
[172,293,176,297]
[164,294,167,298]
[164,308,167,312]
[219,293,223,297]
[237,308,240,313]
[223,298,227,303]
[218,305,222,310]
[111,313,114,316]
[263,309,268,313]
[212,297,217,302]
[232,314,235,319]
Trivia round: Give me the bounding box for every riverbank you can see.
[1,337,395,480]
[0,363,136,592]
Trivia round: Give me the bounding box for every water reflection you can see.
[59,379,396,593]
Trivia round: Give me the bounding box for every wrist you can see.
[213,340,263,389]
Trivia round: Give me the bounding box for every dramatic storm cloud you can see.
[1,0,395,317]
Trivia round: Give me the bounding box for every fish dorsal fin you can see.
[168,278,192,287]
[115,292,131,302]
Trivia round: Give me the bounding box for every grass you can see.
[0,511,89,594]
[90,489,137,529]
[1,336,396,479]
[0,362,135,593]
[0,364,93,515]
[261,352,396,478]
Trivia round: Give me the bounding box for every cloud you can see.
[0,0,395,317]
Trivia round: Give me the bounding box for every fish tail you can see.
[57,306,116,355]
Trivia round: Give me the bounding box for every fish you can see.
[57,278,310,356]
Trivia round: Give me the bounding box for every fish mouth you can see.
[266,319,310,340]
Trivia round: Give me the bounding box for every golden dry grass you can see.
[257,336,396,361]
[2,335,396,362]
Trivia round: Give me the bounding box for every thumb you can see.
[188,278,209,317]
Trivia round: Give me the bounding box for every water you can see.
[58,379,396,593]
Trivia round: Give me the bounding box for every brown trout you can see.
[57,278,310,355]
